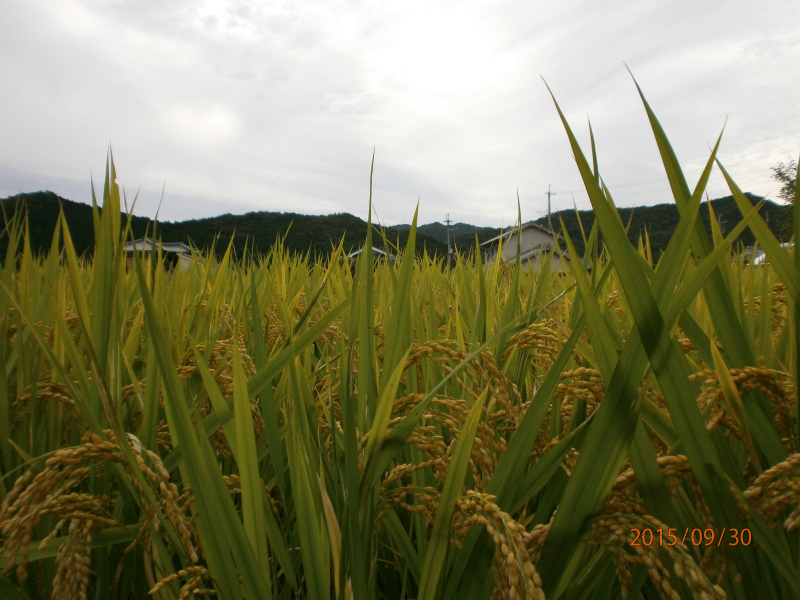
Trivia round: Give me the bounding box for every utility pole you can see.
[546,185,557,233]
[445,213,453,265]
[718,214,726,235]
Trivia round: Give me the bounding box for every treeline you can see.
[0,192,448,261]
[392,194,788,260]
[1,190,788,264]
[541,193,787,259]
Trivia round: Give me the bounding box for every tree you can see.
[772,158,797,236]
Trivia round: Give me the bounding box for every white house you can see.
[123,238,194,271]
[480,221,568,271]
[341,246,399,264]
[751,242,794,266]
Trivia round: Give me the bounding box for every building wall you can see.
[498,228,553,260]
[177,254,193,271]
[482,227,568,272]
[125,251,193,271]
[521,253,567,272]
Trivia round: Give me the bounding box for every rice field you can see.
[0,90,798,599]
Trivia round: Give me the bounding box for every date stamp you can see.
[630,527,752,547]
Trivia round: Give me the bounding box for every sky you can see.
[1,0,798,227]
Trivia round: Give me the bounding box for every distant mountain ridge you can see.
[0,192,448,260]
[537,193,787,258]
[1,191,789,262]
[389,221,499,244]
[390,194,787,258]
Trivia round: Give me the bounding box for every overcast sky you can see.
[1,0,798,227]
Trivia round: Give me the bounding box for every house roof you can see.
[479,221,562,248]
[123,238,192,254]
[346,246,401,261]
[347,245,388,259]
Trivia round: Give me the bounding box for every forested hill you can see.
[0,192,448,259]
[537,194,788,258]
[390,221,500,246]
[391,194,788,259]
[0,190,789,262]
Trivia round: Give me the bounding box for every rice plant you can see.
[0,84,798,599]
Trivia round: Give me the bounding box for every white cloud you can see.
[160,103,242,146]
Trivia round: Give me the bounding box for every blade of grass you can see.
[233,339,272,577]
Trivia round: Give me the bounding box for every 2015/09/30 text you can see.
[630,528,752,547]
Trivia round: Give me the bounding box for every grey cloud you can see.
[1,0,797,228]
